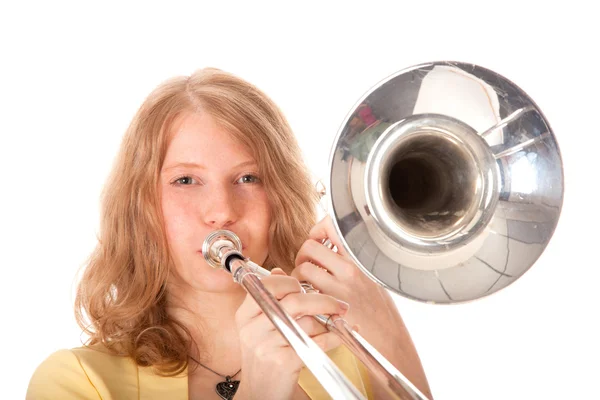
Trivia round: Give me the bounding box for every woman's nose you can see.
[202,185,238,228]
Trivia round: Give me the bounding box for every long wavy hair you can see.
[74,68,319,375]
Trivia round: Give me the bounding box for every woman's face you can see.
[160,111,271,293]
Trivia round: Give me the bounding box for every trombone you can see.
[203,61,564,399]
[203,230,426,399]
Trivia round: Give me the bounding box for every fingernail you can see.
[337,300,350,314]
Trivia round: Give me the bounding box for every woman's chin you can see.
[194,267,243,292]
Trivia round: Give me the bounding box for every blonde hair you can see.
[75,68,319,375]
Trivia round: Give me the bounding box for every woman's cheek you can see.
[162,191,196,241]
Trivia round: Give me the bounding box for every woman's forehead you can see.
[164,111,258,167]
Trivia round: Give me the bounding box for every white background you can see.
[1,1,598,399]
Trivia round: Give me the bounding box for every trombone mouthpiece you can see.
[202,230,244,270]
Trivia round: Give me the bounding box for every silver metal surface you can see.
[329,61,563,304]
[202,230,244,270]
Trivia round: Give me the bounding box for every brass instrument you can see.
[203,61,564,399]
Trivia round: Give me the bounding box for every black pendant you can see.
[215,376,240,400]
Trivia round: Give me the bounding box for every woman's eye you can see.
[172,176,198,185]
[238,174,260,184]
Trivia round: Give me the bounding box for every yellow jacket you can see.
[26,343,372,399]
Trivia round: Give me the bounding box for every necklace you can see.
[189,356,241,400]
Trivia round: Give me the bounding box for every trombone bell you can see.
[328,61,564,304]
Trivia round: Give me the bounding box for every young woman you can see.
[27,68,432,399]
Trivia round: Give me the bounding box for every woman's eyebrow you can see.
[161,160,257,172]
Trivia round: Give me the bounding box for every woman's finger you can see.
[295,239,356,281]
[280,292,349,320]
[270,267,287,276]
[291,261,339,293]
[308,215,348,257]
[245,328,306,373]
[294,315,328,337]
[310,331,343,353]
[257,320,342,355]
[236,274,302,323]
[240,291,348,338]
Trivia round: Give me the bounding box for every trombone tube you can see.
[320,303,429,399]
[246,260,429,400]
[227,257,366,400]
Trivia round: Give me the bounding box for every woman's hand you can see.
[291,216,397,343]
[291,216,433,399]
[234,268,349,400]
